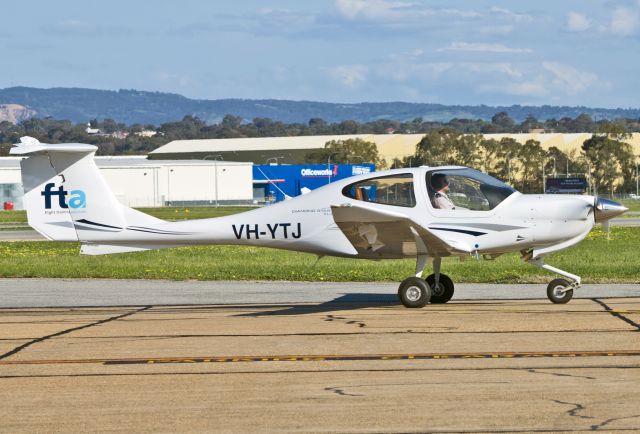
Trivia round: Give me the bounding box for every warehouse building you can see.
[149,133,640,167]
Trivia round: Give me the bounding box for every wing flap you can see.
[331,203,471,258]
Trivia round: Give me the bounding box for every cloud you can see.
[479,25,514,35]
[567,12,592,32]
[542,62,598,95]
[334,0,419,20]
[334,0,481,22]
[463,63,523,79]
[610,6,639,35]
[41,19,132,37]
[326,65,369,88]
[489,7,533,23]
[437,42,532,53]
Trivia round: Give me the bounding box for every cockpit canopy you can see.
[427,168,516,210]
[341,167,516,211]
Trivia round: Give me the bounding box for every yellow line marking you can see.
[2,350,640,366]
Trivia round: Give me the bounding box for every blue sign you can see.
[253,164,375,202]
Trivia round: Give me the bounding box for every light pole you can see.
[203,155,223,206]
[577,156,592,195]
[636,163,640,199]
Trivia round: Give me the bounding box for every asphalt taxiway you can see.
[0,280,639,433]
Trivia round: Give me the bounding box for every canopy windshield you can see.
[426,168,516,211]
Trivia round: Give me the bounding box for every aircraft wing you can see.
[330,203,472,258]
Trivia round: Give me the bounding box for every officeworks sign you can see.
[301,166,337,177]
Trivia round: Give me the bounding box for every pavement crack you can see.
[0,306,152,361]
[526,369,596,380]
[591,298,640,331]
[324,386,364,397]
[552,399,594,419]
[590,414,640,430]
[324,314,366,328]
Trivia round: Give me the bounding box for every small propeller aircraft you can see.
[12,136,628,307]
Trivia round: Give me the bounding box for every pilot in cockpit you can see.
[431,173,455,209]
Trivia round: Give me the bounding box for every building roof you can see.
[0,156,251,169]
[150,132,640,162]
[149,134,372,154]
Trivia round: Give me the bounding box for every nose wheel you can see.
[546,278,574,304]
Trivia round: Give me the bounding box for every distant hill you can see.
[0,103,37,124]
[1,86,639,125]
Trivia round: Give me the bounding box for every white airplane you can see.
[11,136,628,307]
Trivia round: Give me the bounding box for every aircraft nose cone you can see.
[594,198,628,222]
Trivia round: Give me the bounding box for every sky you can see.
[2,0,640,108]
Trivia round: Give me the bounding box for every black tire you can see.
[547,278,574,304]
[398,277,431,308]
[426,274,455,304]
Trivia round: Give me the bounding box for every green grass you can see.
[136,206,255,220]
[0,210,26,223]
[0,226,638,283]
[619,199,640,213]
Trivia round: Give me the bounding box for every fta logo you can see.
[41,183,86,209]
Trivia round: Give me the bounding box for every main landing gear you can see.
[398,256,455,308]
[526,256,580,304]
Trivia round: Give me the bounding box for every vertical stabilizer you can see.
[11,136,156,241]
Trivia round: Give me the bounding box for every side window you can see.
[342,173,416,207]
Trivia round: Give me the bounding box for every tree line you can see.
[305,127,636,195]
[1,111,640,157]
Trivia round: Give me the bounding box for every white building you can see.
[0,156,253,210]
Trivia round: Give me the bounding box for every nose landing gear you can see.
[526,256,580,304]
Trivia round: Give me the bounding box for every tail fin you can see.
[11,136,162,242]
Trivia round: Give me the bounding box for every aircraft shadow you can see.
[236,293,398,317]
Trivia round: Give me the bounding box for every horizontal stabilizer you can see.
[10,136,97,155]
[80,244,173,255]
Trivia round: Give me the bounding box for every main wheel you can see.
[426,274,454,304]
[398,277,431,308]
[547,278,574,304]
